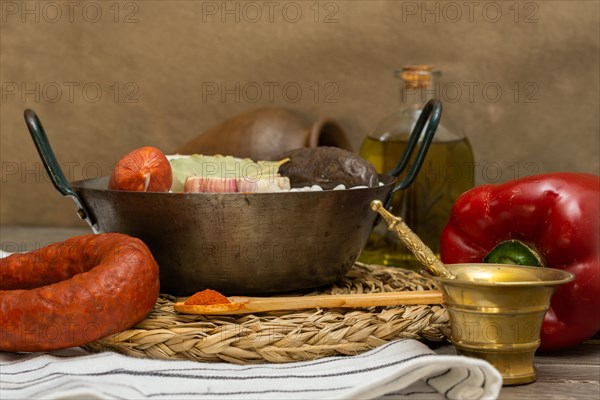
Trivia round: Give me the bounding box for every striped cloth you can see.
[0,339,502,400]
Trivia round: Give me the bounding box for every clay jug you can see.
[174,107,353,160]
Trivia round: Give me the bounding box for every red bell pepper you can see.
[440,172,600,351]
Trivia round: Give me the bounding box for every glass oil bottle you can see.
[358,65,475,269]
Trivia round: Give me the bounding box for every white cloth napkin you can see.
[0,340,502,400]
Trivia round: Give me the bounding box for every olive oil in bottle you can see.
[358,66,475,269]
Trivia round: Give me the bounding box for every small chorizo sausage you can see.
[108,146,172,192]
[0,233,159,352]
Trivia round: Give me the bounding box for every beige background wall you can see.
[1,0,599,227]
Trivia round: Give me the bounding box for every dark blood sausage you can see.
[277,147,379,189]
[0,234,160,352]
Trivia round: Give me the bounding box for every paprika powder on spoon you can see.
[184,289,231,305]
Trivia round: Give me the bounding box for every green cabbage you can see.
[169,155,282,192]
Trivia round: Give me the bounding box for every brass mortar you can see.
[370,200,574,385]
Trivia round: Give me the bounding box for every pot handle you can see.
[387,98,442,193]
[23,109,100,233]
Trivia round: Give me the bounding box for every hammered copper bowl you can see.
[72,176,396,295]
[23,99,442,295]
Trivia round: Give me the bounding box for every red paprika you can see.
[184,289,231,306]
[440,173,600,351]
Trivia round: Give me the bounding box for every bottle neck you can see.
[396,66,440,110]
[399,81,438,109]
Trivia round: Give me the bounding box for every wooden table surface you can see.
[1,226,599,399]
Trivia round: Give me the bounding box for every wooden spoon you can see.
[174,290,443,315]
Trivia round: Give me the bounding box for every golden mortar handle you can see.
[370,200,455,279]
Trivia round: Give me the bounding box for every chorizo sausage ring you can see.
[0,233,159,352]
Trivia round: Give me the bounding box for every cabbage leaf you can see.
[168,155,282,192]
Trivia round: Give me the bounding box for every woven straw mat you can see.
[84,262,450,364]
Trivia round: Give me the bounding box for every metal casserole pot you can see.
[23,100,441,295]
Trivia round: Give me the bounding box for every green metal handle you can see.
[376,98,442,219]
[24,110,76,197]
[388,98,442,192]
[23,109,99,233]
